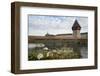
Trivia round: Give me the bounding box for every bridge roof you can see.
[28,36,87,40]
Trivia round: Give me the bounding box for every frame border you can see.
[11,2,98,74]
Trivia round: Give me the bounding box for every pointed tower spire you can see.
[72,20,81,30]
[72,20,81,38]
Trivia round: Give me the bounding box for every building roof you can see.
[72,20,81,30]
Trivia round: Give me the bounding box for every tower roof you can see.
[45,32,50,36]
[45,32,54,36]
[72,20,81,30]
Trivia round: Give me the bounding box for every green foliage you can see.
[28,47,81,60]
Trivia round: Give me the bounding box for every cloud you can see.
[28,15,88,36]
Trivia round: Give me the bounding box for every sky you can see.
[28,15,88,36]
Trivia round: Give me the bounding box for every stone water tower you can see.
[72,20,81,38]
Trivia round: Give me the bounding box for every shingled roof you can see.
[72,20,81,30]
